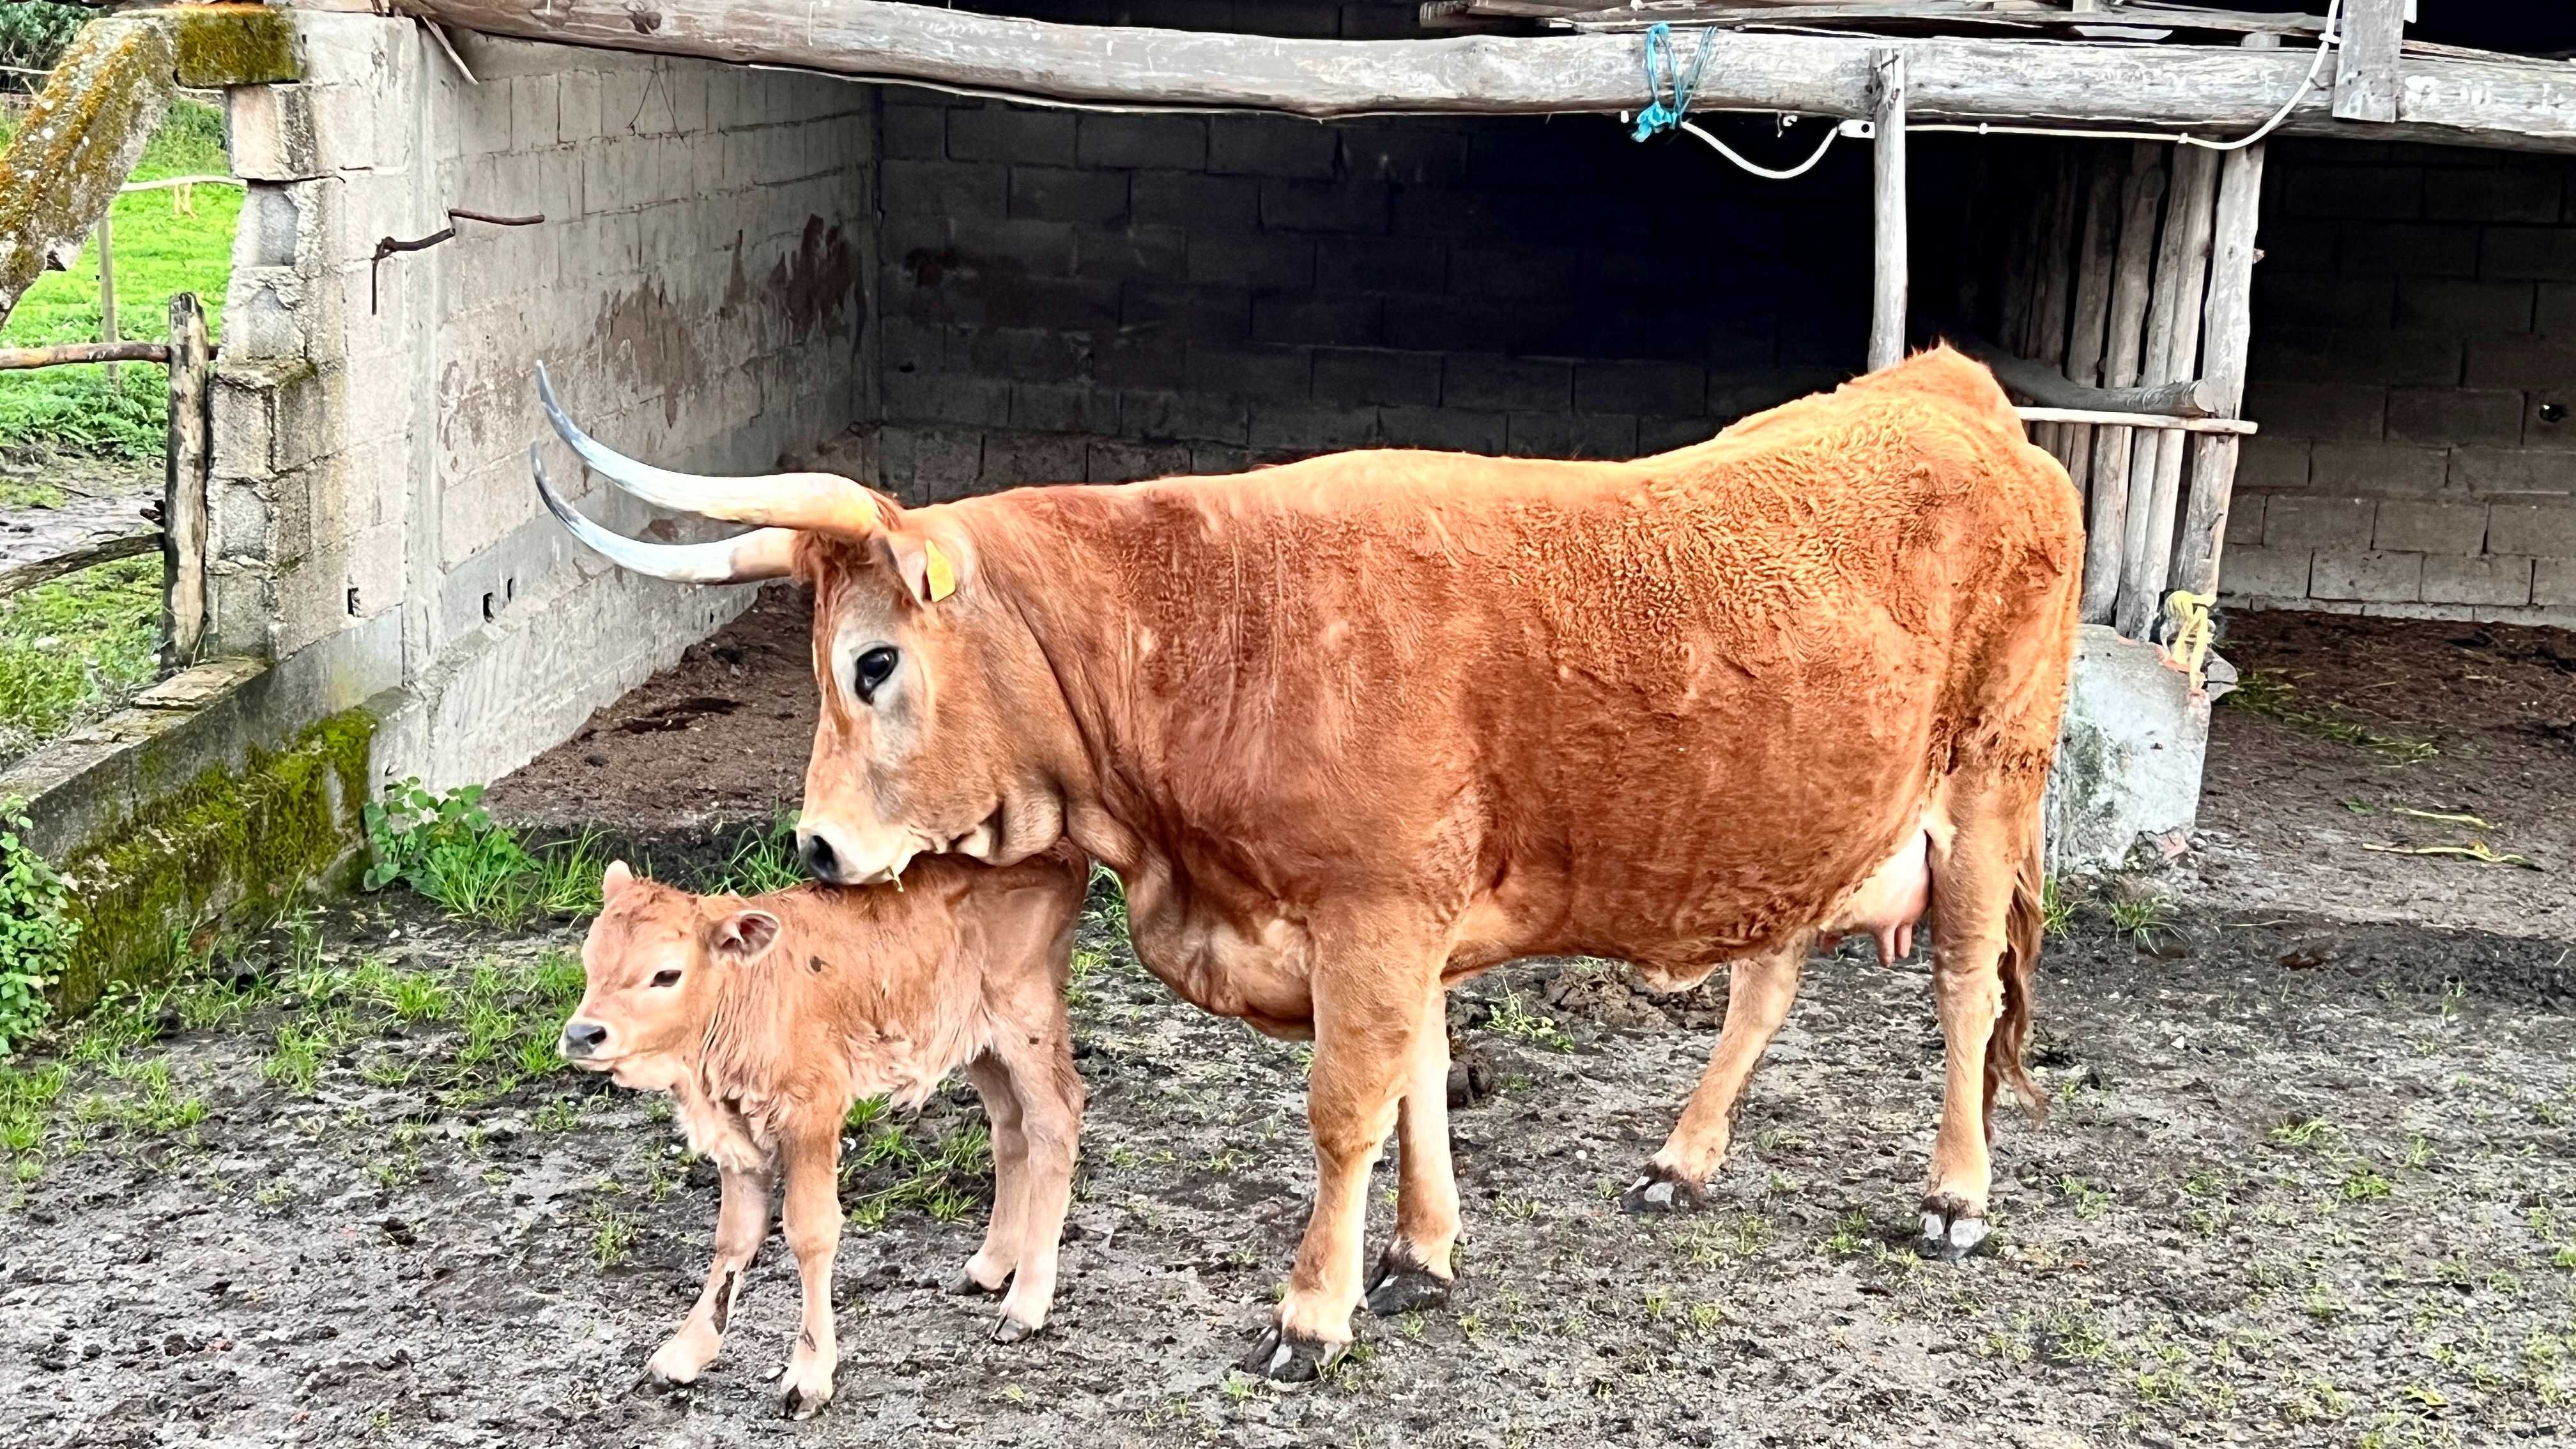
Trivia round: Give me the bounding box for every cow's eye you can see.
[650,969,682,988]
[854,646,898,704]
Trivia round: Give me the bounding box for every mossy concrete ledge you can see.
[0,661,389,1016]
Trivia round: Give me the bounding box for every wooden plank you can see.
[96,212,119,385]
[1948,329,2209,415]
[160,292,210,670]
[2172,140,2267,600]
[2117,142,2218,640]
[2078,141,2165,624]
[0,529,162,599]
[2015,406,2251,435]
[2028,144,2082,459]
[1867,48,1908,372]
[2333,0,2405,125]
[384,0,2576,153]
[2059,145,2125,496]
[0,341,172,369]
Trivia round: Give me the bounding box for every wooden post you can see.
[1867,48,1907,373]
[2117,143,2219,640]
[2060,147,2124,499]
[2028,146,2082,461]
[2333,0,2405,124]
[96,211,118,385]
[2079,142,2166,624]
[2173,141,2269,601]
[161,292,211,670]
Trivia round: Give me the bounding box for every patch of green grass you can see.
[2041,875,2074,935]
[0,101,239,460]
[2104,893,2175,951]
[841,1112,993,1230]
[1822,1209,1873,1259]
[0,802,80,1051]
[364,781,627,926]
[711,814,802,896]
[2224,668,2437,765]
[1484,983,1573,1052]
[2269,1116,2339,1151]
[0,556,162,766]
[2342,1163,2394,1202]
[587,1199,639,1268]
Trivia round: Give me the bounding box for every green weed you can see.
[2105,893,2175,950]
[2041,875,2074,935]
[0,802,79,1050]
[712,815,802,896]
[2224,669,2437,765]
[0,558,162,767]
[1485,983,1572,1052]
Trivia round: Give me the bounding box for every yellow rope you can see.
[2161,589,2215,687]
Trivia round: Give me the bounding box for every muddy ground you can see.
[5,599,2573,1448]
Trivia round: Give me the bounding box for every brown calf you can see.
[558,848,1087,1418]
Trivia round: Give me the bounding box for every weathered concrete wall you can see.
[213,16,875,790]
[2225,139,2576,627]
[2045,627,2213,874]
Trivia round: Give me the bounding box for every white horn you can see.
[534,363,881,537]
[532,446,794,584]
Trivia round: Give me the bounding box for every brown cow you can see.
[532,346,2082,1381]
[557,849,1088,1417]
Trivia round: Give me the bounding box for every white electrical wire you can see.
[1676,118,1846,179]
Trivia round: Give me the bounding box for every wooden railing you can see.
[0,293,213,670]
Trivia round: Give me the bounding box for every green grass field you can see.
[0,99,238,460]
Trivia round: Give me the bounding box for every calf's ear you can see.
[602,860,634,900]
[710,910,782,964]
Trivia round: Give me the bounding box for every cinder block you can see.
[1208,116,1337,180]
[1377,406,1505,454]
[915,431,988,503]
[2423,554,2536,606]
[228,84,323,181]
[958,326,1089,384]
[1252,295,1379,347]
[882,160,1008,218]
[1085,440,1195,484]
[2225,493,2268,546]
[884,372,1011,427]
[664,66,707,134]
[1316,237,1445,294]
[949,106,1076,165]
[980,432,1089,486]
[1078,114,1208,172]
[1259,180,1390,235]
[1184,345,1312,399]
[2310,549,2423,603]
[2218,543,2312,599]
[1248,402,1381,454]
[510,73,558,153]
[1381,296,1514,354]
[2482,226,2576,282]
[2341,222,2480,277]
[1011,167,1130,226]
[1445,355,1571,413]
[1073,224,1188,284]
[2395,278,2536,332]
[1184,234,1315,289]
[2424,164,2563,222]
[2449,447,2576,496]
[1010,383,1117,436]
[1639,417,1717,453]
[1448,244,1582,302]
[1126,286,1253,344]
[2309,441,2452,496]
[2372,499,2488,555]
[2384,387,2524,447]
[883,103,946,160]
[1506,411,1636,460]
[2243,382,2385,441]
[2536,558,2576,606]
[2486,499,2576,556]
[1314,348,1439,408]
[2463,336,2576,388]
[1131,172,1259,231]
[2230,436,2310,489]
[1576,361,1706,418]
[1338,126,1469,187]
[2540,284,2576,335]
[2263,494,2379,549]
[2280,164,2422,220]
[2251,272,2393,330]
[2252,327,2460,387]
[1120,390,1249,445]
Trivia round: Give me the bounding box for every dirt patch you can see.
[2191,610,2576,939]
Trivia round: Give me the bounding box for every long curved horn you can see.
[532,446,795,584]
[534,363,882,537]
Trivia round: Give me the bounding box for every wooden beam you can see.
[0,529,162,600]
[2015,406,2252,436]
[2333,0,2405,125]
[1866,49,1906,373]
[0,340,172,369]
[2079,142,2165,625]
[384,0,2576,153]
[1947,330,2212,417]
[2172,141,2267,601]
[161,292,210,670]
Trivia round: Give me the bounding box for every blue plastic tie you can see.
[1630,22,1715,142]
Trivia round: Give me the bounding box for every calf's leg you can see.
[648,1163,771,1385]
[1625,942,1803,1213]
[1367,986,1459,1315]
[993,1044,1082,1342]
[776,1127,843,1419]
[950,1056,1029,1300]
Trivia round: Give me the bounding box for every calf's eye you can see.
[650,969,682,988]
[855,646,899,704]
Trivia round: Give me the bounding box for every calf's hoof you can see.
[645,1338,712,1388]
[1915,1193,1990,1262]
[990,1314,1040,1345]
[1238,1324,1345,1384]
[778,1370,835,1421]
[1364,1253,1453,1317]
[944,1265,1007,1297]
[1618,1162,1705,1216]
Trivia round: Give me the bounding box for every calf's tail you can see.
[1986,820,2048,1124]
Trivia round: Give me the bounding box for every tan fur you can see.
[751,348,2071,1365]
[560,847,1088,1412]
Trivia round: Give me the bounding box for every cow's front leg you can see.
[1625,943,1802,1213]
[775,1126,843,1419]
[648,1162,770,1386]
[1243,922,1441,1382]
[1367,988,1459,1316]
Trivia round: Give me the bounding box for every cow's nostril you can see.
[561,1021,609,1057]
[800,832,843,884]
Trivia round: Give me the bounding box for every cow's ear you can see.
[709,909,781,964]
[601,860,634,901]
[884,528,967,607]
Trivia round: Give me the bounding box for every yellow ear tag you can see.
[923,540,956,603]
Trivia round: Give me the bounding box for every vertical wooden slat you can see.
[2060,146,2124,498]
[2333,0,2405,124]
[2028,145,2083,462]
[2080,142,2166,624]
[2174,141,2269,601]
[161,292,210,670]
[96,213,119,386]
[1867,48,1908,372]
[2117,143,2220,640]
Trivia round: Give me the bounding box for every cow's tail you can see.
[1988,821,2048,1124]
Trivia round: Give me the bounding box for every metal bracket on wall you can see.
[371,208,544,314]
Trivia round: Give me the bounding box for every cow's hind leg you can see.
[1624,943,1803,1213]
[648,1163,771,1386]
[1917,773,2048,1262]
[950,1055,1029,1300]
[1367,986,1459,1317]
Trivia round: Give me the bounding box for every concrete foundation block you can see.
[2218,543,2312,599]
[2310,549,2425,603]
[2486,500,2576,558]
[2372,499,2489,555]
[2045,625,2212,875]
[2421,555,2536,607]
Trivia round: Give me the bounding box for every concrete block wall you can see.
[871,88,1874,501]
[214,16,875,788]
[2225,139,2576,626]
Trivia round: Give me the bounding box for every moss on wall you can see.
[54,708,374,1013]
[163,5,301,88]
[0,19,177,325]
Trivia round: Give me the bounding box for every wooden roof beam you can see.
[383,0,2576,155]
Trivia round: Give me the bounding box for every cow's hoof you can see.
[645,1337,712,1388]
[1238,1324,1345,1383]
[779,1373,834,1421]
[944,1265,1006,1297]
[990,1315,1039,1345]
[1364,1254,1453,1317]
[1619,1162,1705,1215]
[1915,1193,1989,1262]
